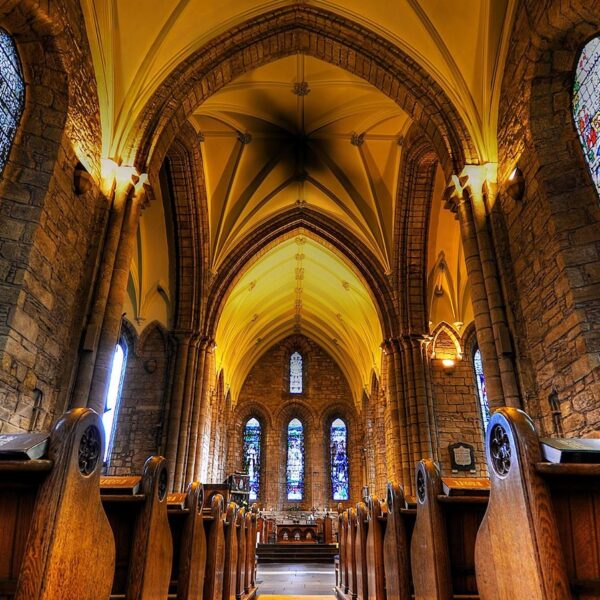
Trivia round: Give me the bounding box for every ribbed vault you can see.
[215,232,383,406]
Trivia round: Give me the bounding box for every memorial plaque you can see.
[448,442,476,473]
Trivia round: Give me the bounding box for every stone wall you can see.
[495,0,600,436]
[227,335,362,511]
[107,321,173,475]
[0,0,104,433]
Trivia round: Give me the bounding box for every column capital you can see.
[443,163,498,211]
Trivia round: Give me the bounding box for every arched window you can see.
[243,417,261,501]
[0,29,25,175]
[473,347,491,431]
[102,340,128,462]
[286,418,304,500]
[290,351,303,394]
[330,418,349,500]
[573,36,600,196]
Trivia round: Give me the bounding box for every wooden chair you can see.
[101,455,173,600]
[203,493,226,600]
[411,460,488,599]
[382,482,415,600]
[365,496,386,600]
[0,408,114,600]
[167,482,206,600]
[222,502,239,600]
[475,407,598,600]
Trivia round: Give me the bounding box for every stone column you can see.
[87,174,148,415]
[71,169,136,408]
[192,339,215,482]
[445,176,505,408]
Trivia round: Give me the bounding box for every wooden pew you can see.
[355,503,369,600]
[336,507,347,593]
[336,508,356,600]
[244,511,253,596]
[411,460,489,599]
[247,505,258,591]
[222,502,239,600]
[203,493,226,600]
[0,408,114,600]
[365,496,386,600]
[101,455,173,600]
[167,482,206,600]
[383,482,415,600]
[236,505,257,600]
[235,508,246,600]
[475,407,600,600]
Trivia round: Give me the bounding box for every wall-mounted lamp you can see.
[441,358,456,374]
[73,161,93,195]
[505,166,525,202]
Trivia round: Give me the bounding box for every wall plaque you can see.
[448,442,476,473]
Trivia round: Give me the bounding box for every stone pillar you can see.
[71,169,136,408]
[445,175,505,408]
[165,330,193,490]
[87,173,148,415]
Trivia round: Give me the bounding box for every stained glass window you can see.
[243,417,261,501]
[0,29,25,175]
[330,418,349,500]
[102,340,128,462]
[286,418,304,500]
[573,36,600,196]
[473,347,491,431]
[290,351,303,393]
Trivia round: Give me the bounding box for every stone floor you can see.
[256,563,336,597]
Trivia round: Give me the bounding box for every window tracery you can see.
[243,417,261,501]
[330,418,349,500]
[286,418,304,500]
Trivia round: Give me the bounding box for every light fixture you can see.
[441,358,455,374]
[506,166,525,202]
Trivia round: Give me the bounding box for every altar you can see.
[276,523,318,543]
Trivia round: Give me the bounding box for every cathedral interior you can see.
[0,1,600,599]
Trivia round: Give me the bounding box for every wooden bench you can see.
[0,408,114,600]
[475,407,600,600]
[223,502,239,600]
[101,456,173,600]
[167,482,206,600]
[203,493,226,600]
[382,482,415,600]
[355,502,369,600]
[411,460,489,599]
[336,507,348,593]
[364,496,386,600]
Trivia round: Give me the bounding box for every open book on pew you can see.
[541,437,600,463]
[0,432,49,459]
[441,477,490,496]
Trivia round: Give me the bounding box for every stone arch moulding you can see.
[203,207,397,340]
[127,4,478,178]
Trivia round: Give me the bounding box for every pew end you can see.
[0,408,115,600]
[203,493,226,600]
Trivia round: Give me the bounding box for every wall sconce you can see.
[505,167,525,202]
[441,358,455,374]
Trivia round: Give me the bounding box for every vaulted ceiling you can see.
[215,233,383,404]
[193,55,409,272]
[82,0,516,164]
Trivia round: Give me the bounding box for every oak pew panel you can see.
[249,505,258,589]
[337,507,347,592]
[222,502,239,600]
[167,482,206,600]
[411,460,487,599]
[101,456,173,600]
[0,408,115,600]
[244,512,253,595]
[235,508,246,600]
[355,502,369,600]
[382,482,415,600]
[348,508,359,600]
[365,496,386,600]
[474,408,580,600]
[203,494,226,600]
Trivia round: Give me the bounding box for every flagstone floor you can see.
[256,563,336,597]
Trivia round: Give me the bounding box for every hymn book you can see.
[0,432,49,459]
[541,438,600,463]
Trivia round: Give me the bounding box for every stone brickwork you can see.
[227,335,362,511]
[429,330,486,478]
[495,0,600,436]
[107,322,173,475]
[0,0,104,433]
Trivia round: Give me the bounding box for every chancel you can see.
[0,1,600,600]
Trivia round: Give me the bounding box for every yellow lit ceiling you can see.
[82,0,515,165]
[215,232,383,405]
[193,55,409,272]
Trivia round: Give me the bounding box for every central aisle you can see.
[256,563,335,597]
